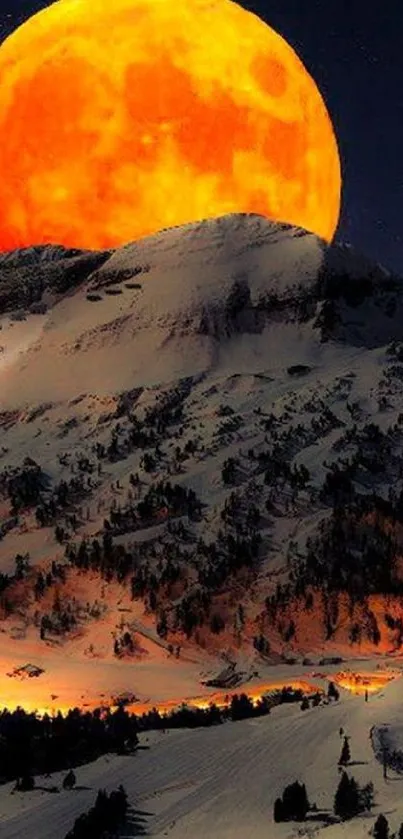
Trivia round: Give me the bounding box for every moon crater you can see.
[0,0,341,251]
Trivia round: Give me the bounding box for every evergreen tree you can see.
[327,681,340,701]
[334,772,360,821]
[338,736,351,766]
[16,774,35,792]
[281,780,309,820]
[273,797,284,822]
[359,780,374,813]
[63,769,76,790]
[373,813,389,839]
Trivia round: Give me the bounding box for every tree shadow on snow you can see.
[347,760,369,767]
[34,785,61,794]
[306,810,339,825]
[119,806,152,836]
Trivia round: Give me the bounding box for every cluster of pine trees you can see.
[0,689,309,786]
[274,770,374,824]
[0,706,139,784]
[334,771,374,820]
[274,734,374,825]
[64,786,128,839]
[273,781,309,822]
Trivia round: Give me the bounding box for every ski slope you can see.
[1,680,403,838]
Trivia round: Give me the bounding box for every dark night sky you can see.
[1,1,402,273]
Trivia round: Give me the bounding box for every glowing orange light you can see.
[0,679,320,718]
[333,670,399,695]
[0,0,341,252]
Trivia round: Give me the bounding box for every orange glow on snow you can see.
[0,679,320,717]
[0,0,341,252]
[333,670,399,695]
[126,679,320,714]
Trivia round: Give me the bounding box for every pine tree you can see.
[16,774,35,792]
[334,771,359,820]
[328,681,340,701]
[359,780,374,812]
[273,797,284,822]
[373,813,389,839]
[282,781,309,820]
[338,735,351,766]
[63,769,76,790]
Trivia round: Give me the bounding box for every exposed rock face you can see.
[0,212,402,407]
[0,214,400,350]
[0,244,111,313]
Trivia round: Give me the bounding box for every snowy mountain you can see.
[1,212,403,680]
[2,212,403,837]
[0,212,401,404]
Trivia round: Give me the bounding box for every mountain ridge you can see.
[1,212,403,714]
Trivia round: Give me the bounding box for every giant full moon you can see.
[0,0,341,252]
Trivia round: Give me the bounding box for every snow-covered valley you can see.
[2,675,403,838]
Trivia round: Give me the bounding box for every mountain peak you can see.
[0,213,401,405]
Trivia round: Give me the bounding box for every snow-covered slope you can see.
[0,212,399,404]
[2,679,403,839]
[0,212,403,713]
[2,213,403,837]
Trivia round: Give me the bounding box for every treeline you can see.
[0,688,305,785]
[0,705,138,784]
[64,514,261,639]
[302,492,402,598]
[261,484,403,647]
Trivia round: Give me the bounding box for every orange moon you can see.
[0,0,341,252]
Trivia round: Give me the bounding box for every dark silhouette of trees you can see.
[334,771,373,821]
[0,706,138,784]
[334,772,359,820]
[338,736,351,766]
[222,457,238,485]
[15,773,35,792]
[373,813,390,839]
[210,613,225,634]
[64,785,128,839]
[62,769,76,790]
[273,797,284,822]
[327,681,340,701]
[273,781,310,821]
[0,687,307,786]
[4,458,47,513]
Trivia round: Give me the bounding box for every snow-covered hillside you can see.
[0,211,403,712]
[2,677,403,839]
[2,213,403,837]
[0,212,399,402]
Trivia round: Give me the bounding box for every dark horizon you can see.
[1,0,402,275]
